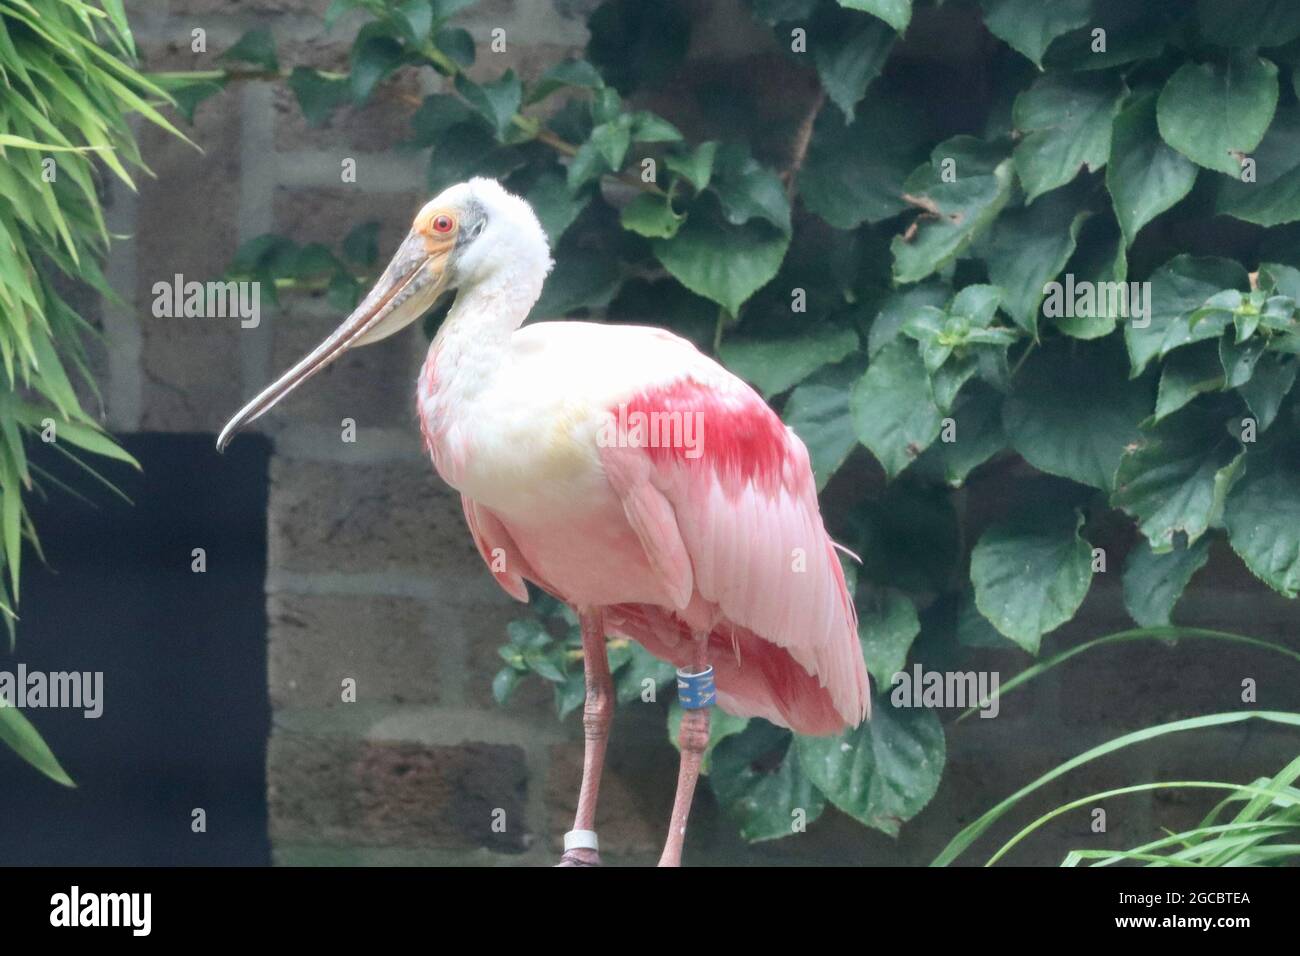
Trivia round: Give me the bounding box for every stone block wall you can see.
[90,0,1300,866]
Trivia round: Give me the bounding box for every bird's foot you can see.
[555,847,601,867]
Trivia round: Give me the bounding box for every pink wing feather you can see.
[599,375,871,732]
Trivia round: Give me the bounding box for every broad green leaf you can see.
[1154,342,1224,422]
[1125,255,1249,377]
[892,157,1014,284]
[851,339,943,478]
[434,27,475,68]
[980,0,1091,67]
[1012,72,1125,203]
[1220,334,1267,389]
[426,121,522,193]
[0,705,74,786]
[529,247,621,320]
[287,67,350,127]
[720,325,859,398]
[665,141,718,192]
[839,0,911,32]
[984,190,1088,334]
[567,120,631,189]
[797,702,944,836]
[523,168,589,245]
[350,27,404,104]
[219,27,278,72]
[614,643,675,704]
[857,587,920,687]
[800,95,928,228]
[1108,91,1198,247]
[711,722,826,842]
[1112,408,1244,551]
[811,4,896,118]
[1216,101,1300,227]
[868,283,949,356]
[1238,353,1297,431]
[1194,0,1300,49]
[1223,427,1300,597]
[710,144,791,234]
[1004,338,1153,491]
[1157,53,1278,176]
[1122,536,1211,628]
[970,508,1093,653]
[629,111,682,143]
[912,383,1006,487]
[784,359,865,490]
[1050,229,1128,339]
[652,212,790,316]
[455,70,522,140]
[619,193,683,239]
[526,58,604,104]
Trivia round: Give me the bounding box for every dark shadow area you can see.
[0,434,271,865]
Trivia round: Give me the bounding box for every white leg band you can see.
[563,829,599,852]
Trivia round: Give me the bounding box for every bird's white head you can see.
[216,178,551,451]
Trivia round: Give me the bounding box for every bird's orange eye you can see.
[432,214,455,234]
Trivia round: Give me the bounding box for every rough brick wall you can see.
[97,0,1299,867]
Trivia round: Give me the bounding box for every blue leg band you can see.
[676,665,716,710]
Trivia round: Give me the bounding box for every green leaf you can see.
[800,95,927,228]
[526,58,604,104]
[619,193,682,239]
[1004,338,1153,492]
[615,643,676,704]
[1107,91,1198,247]
[522,168,589,245]
[1194,0,1300,49]
[395,0,434,44]
[1216,101,1300,227]
[350,28,405,104]
[710,144,792,234]
[665,141,717,192]
[784,359,865,490]
[980,0,1091,67]
[1238,353,1297,431]
[652,211,790,316]
[851,340,943,478]
[912,383,1006,487]
[892,156,1014,284]
[711,722,826,842]
[1112,408,1244,551]
[1122,537,1211,628]
[529,247,621,319]
[1012,72,1125,204]
[287,67,351,127]
[0,705,74,786]
[797,703,944,836]
[1220,334,1267,388]
[812,3,896,118]
[567,121,631,189]
[628,111,682,143]
[1125,255,1250,377]
[868,283,949,356]
[426,121,522,193]
[857,587,920,687]
[220,27,278,72]
[984,191,1088,334]
[970,507,1093,653]
[455,70,522,140]
[434,27,475,68]
[720,326,859,398]
[839,0,911,32]
[341,221,380,267]
[1050,229,1129,339]
[1154,342,1225,422]
[1223,427,1300,597]
[1157,53,1278,176]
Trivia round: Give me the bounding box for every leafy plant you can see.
[0,1,180,782]
[183,0,1300,844]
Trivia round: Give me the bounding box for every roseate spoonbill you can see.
[217,178,871,866]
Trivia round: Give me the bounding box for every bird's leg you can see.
[557,608,612,867]
[658,638,714,868]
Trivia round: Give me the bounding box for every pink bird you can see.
[218,178,871,866]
